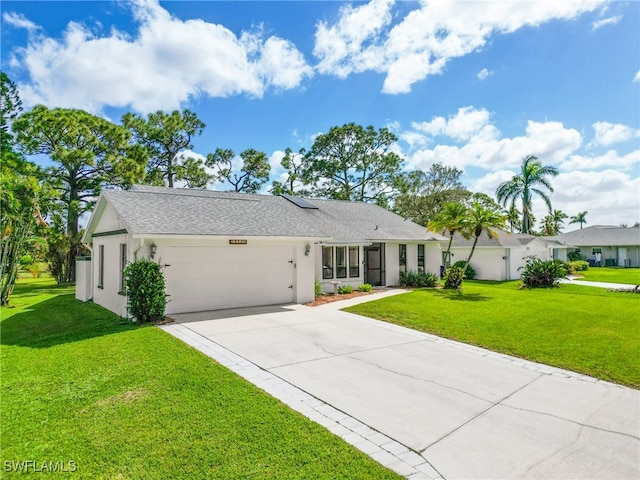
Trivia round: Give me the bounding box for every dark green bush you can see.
[443,266,465,289]
[338,284,354,294]
[567,251,585,261]
[358,283,373,292]
[520,256,568,288]
[124,258,166,322]
[399,270,438,288]
[452,260,476,279]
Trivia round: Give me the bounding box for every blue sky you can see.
[2,0,639,229]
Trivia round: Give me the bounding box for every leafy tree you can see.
[0,74,46,303]
[207,148,270,193]
[459,202,507,275]
[570,211,588,229]
[301,123,403,206]
[13,105,145,282]
[428,201,467,268]
[394,163,469,226]
[270,148,309,196]
[495,155,559,234]
[123,109,205,188]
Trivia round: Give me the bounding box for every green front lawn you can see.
[346,281,640,388]
[576,267,640,285]
[1,279,400,479]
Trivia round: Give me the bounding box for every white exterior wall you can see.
[92,232,132,317]
[75,257,92,302]
[385,242,400,286]
[425,243,443,277]
[575,245,639,267]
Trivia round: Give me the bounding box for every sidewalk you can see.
[562,277,639,290]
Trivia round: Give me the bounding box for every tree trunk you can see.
[462,235,480,277]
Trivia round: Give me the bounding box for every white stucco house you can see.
[434,229,554,281]
[551,225,640,267]
[78,185,446,316]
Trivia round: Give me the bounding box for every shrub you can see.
[567,251,585,262]
[399,270,439,288]
[314,280,323,297]
[443,266,465,289]
[358,283,373,292]
[452,260,476,279]
[124,258,166,322]
[19,255,33,266]
[338,284,354,294]
[569,260,589,272]
[519,256,568,288]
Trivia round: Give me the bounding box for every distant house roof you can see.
[430,228,541,248]
[554,225,640,247]
[85,185,446,243]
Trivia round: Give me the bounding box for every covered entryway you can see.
[163,246,295,314]
[364,243,385,286]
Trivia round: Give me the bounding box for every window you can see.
[592,248,602,254]
[119,243,127,294]
[349,246,359,278]
[418,244,425,273]
[399,244,407,273]
[98,245,104,289]
[336,246,347,278]
[322,246,334,279]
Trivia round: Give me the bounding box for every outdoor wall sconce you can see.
[149,242,157,259]
[305,244,311,256]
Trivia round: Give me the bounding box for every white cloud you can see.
[2,12,38,32]
[477,68,493,80]
[592,15,622,30]
[7,0,312,113]
[313,0,607,94]
[403,107,582,171]
[635,70,640,82]
[591,121,640,146]
[560,149,640,171]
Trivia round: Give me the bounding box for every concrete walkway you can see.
[160,290,640,479]
[562,277,639,290]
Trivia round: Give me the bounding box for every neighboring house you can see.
[78,185,446,316]
[433,229,553,281]
[552,225,640,267]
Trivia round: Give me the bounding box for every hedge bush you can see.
[399,270,439,288]
[567,260,589,272]
[124,258,166,322]
[452,260,476,279]
[358,283,373,292]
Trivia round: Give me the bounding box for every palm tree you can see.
[460,202,507,274]
[570,211,588,229]
[495,155,559,234]
[428,202,467,268]
[551,209,568,234]
[506,204,521,233]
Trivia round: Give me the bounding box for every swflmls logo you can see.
[3,460,78,473]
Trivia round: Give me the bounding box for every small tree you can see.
[124,258,166,322]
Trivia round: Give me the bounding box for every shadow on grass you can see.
[1,292,142,349]
[431,289,490,302]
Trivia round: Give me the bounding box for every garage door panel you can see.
[164,246,295,314]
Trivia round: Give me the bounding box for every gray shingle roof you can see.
[97,186,444,242]
[432,228,539,248]
[555,225,640,247]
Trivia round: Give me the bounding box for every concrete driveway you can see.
[166,291,639,479]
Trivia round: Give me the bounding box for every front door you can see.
[365,243,385,286]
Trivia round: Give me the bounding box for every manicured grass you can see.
[576,267,640,285]
[1,279,400,479]
[346,281,640,388]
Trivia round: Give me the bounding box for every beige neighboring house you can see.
[78,185,446,317]
[433,229,553,281]
[552,225,640,267]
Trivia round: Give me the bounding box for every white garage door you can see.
[163,246,295,314]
